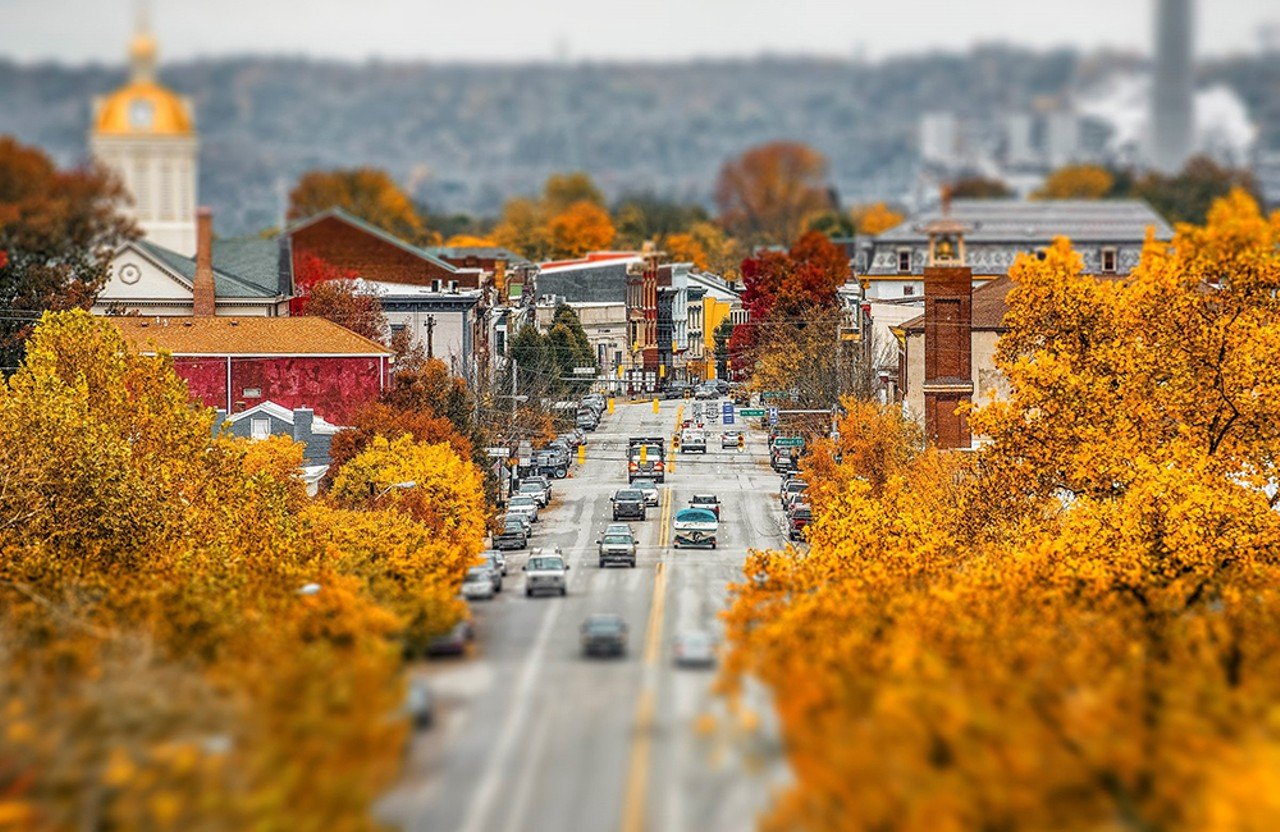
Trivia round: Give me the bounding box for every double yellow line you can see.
[621,487,671,832]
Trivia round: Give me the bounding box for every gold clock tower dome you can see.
[90,5,199,255]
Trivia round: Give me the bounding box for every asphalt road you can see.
[376,399,792,832]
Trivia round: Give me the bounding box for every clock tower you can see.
[89,7,198,255]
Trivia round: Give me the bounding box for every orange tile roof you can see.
[113,316,393,356]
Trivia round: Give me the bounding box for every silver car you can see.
[597,527,638,568]
[487,550,507,576]
[517,479,549,507]
[508,494,540,523]
[631,478,659,507]
[523,548,569,597]
[462,565,497,600]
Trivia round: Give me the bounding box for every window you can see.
[897,250,912,274]
[250,418,271,441]
[1101,248,1117,273]
[903,285,915,297]
[390,323,406,334]
[242,387,262,399]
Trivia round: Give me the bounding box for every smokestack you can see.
[1151,0,1195,173]
[193,206,216,317]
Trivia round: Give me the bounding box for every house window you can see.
[390,323,406,334]
[250,418,271,441]
[243,387,262,399]
[897,250,912,274]
[903,284,915,297]
[1101,248,1117,273]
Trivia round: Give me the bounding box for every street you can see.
[377,398,791,832]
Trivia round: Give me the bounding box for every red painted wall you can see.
[172,355,386,424]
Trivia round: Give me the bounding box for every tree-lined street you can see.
[378,399,790,832]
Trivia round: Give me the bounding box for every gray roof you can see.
[137,238,288,298]
[874,199,1174,244]
[536,262,630,303]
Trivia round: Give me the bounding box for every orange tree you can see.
[0,310,483,829]
[723,190,1280,831]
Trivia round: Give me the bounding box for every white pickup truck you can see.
[523,548,570,597]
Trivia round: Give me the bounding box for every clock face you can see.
[119,263,142,285]
[129,99,155,130]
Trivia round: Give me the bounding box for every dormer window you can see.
[1101,247,1117,274]
[897,250,912,274]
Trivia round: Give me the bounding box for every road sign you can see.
[573,366,596,375]
[485,447,511,458]
[739,408,765,417]
[774,436,804,448]
[761,391,787,400]
[767,407,779,426]
[722,402,735,425]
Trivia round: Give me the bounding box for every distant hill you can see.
[0,49,1271,236]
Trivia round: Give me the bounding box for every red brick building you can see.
[113,316,393,424]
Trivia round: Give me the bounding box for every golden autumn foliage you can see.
[545,200,616,259]
[724,190,1280,831]
[288,167,426,243]
[0,311,484,829]
[1033,163,1115,200]
[443,233,498,247]
[715,141,833,245]
[849,201,905,235]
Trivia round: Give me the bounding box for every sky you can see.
[1,0,1275,65]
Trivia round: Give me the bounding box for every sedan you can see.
[462,565,497,600]
[672,630,717,669]
[722,431,742,449]
[631,478,660,507]
[508,495,540,523]
[517,479,549,507]
[494,520,528,551]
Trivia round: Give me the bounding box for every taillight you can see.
[655,461,664,470]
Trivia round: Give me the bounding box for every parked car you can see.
[781,479,809,509]
[672,630,717,669]
[663,383,692,400]
[722,430,743,449]
[788,503,813,541]
[694,383,718,400]
[576,408,600,431]
[462,565,497,600]
[533,449,569,479]
[495,519,528,550]
[582,394,606,414]
[558,431,585,450]
[517,478,550,507]
[404,677,435,729]
[611,488,647,521]
[631,478,660,507]
[425,619,474,657]
[524,548,570,597]
[689,493,721,519]
[597,527,638,568]
[581,614,628,657]
[487,550,508,576]
[503,510,532,533]
[673,507,718,549]
[508,494,540,523]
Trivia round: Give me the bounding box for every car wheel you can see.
[555,468,567,479]
[559,587,567,596]
[711,542,717,549]
[599,560,605,568]
[525,588,533,597]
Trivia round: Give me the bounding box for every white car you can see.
[508,494,540,523]
[631,478,660,507]
[462,566,497,600]
[524,548,570,597]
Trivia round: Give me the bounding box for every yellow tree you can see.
[491,196,550,260]
[1033,163,1115,200]
[850,201,905,235]
[715,141,832,245]
[288,167,426,242]
[545,200,616,259]
[723,191,1280,831]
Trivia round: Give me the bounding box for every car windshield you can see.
[617,491,642,501]
[678,632,712,648]
[794,508,812,519]
[603,535,631,545]
[692,495,717,503]
[528,557,564,570]
[511,496,535,506]
[502,522,523,532]
[585,617,624,632]
[633,480,655,489]
[464,567,488,580]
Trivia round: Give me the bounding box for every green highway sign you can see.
[739,408,765,417]
[774,437,805,447]
[761,391,787,400]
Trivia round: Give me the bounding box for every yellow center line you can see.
[621,490,671,832]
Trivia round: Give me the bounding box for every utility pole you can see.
[511,357,518,420]
[425,315,436,359]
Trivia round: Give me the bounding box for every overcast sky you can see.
[3,0,1275,64]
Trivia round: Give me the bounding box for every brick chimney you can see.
[192,207,216,317]
[922,265,973,449]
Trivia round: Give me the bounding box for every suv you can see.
[611,488,647,521]
[581,614,628,657]
[524,548,570,597]
[689,493,721,519]
[597,527,638,568]
[680,428,707,453]
[517,478,550,507]
[788,503,813,541]
[495,519,528,550]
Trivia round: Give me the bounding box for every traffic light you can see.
[737,433,745,450]
[673,432,680,450]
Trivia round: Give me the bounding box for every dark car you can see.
[788,503,813,541]
[495,519,528,550]
[425,619,475,657]
[581,614,628,658]
[663,382,691,400]
[611,488,647,521]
